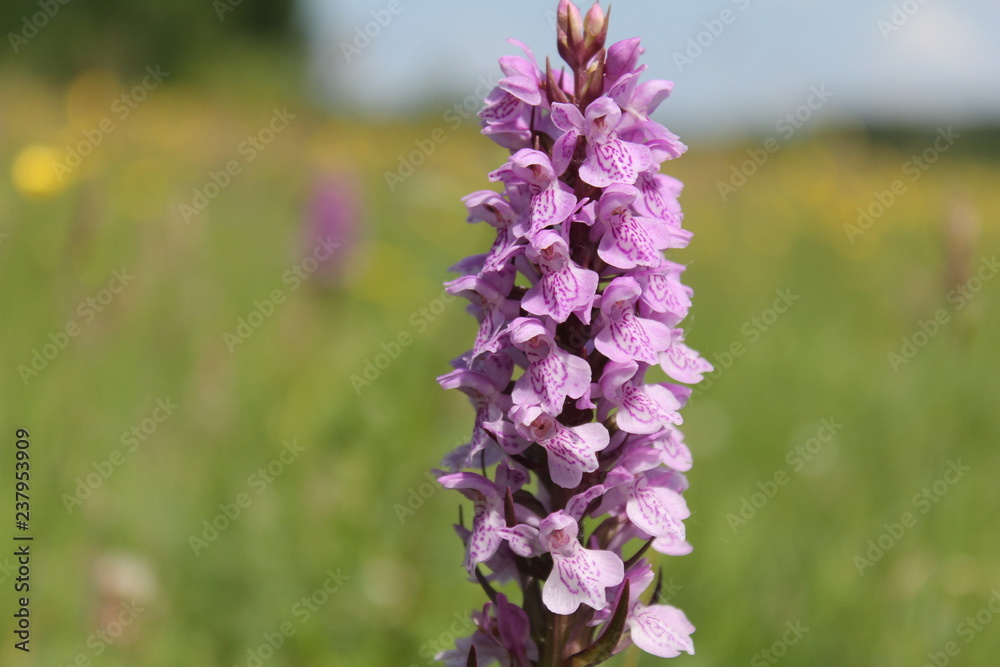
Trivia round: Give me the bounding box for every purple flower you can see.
[522,230,599,323]
[628,603,696,658]
[434,4,709,663]
[610,72,674,134]
[435,593,539,666]
[599,456,690,542]
[551,97,655,187]
[509,317,591,415]
[633,261,692,326]
[604,38,644,91]
[480,87,533,151]
[490,149,579,240]
[597,360,682,434]
[438,470,509,573]
[659,330,714,384]
[478,40,553,152]
[462,190,523,273]
[505,510,625,615]
[595,277,673,365]
[632,424,693,473]
[634,172,683,223]
[437,355,514,464]
[607,563,696,659]
[511,406,609,488]
[596,184,691,270]
[446,266,520,358]
[301,172,359,285]
[539,511,624,614]
[497,39,543,107]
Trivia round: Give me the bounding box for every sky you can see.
[299,0,1000,138]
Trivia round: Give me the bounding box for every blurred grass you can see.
[0,66,998,667]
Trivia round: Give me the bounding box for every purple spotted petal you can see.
[523,262,598,322]
[596,310,672,365]
[551,102,586,133]
[566,485,607,522]
[463,190,515,229]
[543,547,625,615]
[497,524,540,558]
[615,383,683,435]
[497,45,542,106]
[628,604,695,658]
[634,172,683,224]
[652,532,693,556]
[542,422,609,488]
[525,183,578,237]
[598,361,680,434]
[645,426,693,472]
[438,472,506,572]
[598,211,664,268]
[634,264,692,324]
[479,87,524,124]
[595,278,672,364]
[659,335,713,384]
[551,129,579,177]
[626,473,690,540]
[625,119,687,162]
[512,350,591,414]
[581,138,651,188]
[482,416,530,456]
[523,234,599,323]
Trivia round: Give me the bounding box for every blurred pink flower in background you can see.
[91,552,159,646]
[301,171,364,287]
